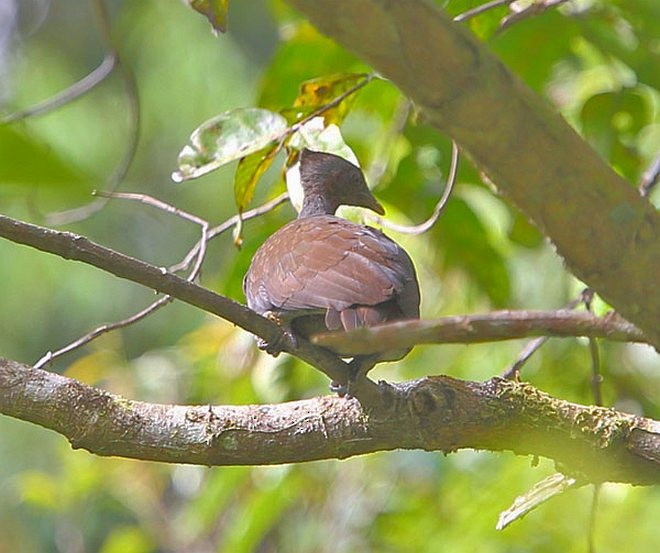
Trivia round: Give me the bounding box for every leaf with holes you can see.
[172,108,288,182]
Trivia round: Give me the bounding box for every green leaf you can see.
[188,0,229,34]
[172,108,288,182]
[234,145,279,213]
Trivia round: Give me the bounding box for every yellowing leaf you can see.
[293,73,369,125]
[172,108,288,182]
[188,0,229,34]
[234,145,279,213]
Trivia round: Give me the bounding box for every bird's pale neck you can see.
[298,192,337,218]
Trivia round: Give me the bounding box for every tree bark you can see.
[1,358,658,484]
[284,0,660,347]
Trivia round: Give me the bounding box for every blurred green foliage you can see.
[0,0,658,552]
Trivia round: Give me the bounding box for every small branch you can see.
[364,140,459,235]
[502,289,592,379]
[34,191,209,369]
[46,0,141,226]
[172,192,289,274]
[92,190,210,278]
[0,214,355,388]
[312,310,649,355]
[0,54,117,124]
[453,0,510,23]
[1,358,658,484]
[34,295,175,370]
[33,192,290,370]
[497,0,571,34]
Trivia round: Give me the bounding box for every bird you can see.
[243,148,420,386]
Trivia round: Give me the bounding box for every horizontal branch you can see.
[1,358,658,485]
[312,310,649,355]
[0,214,356,388]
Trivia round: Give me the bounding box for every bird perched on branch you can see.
[243,148,420,385]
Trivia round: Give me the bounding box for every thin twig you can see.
[585,295,603,548]
[33,296,175,370]
[0,54,117,124]
[46,0,141,226]
[364,140,459,235]
[498,0,571,34]
[582,289,603,407]
[639,151,660,198]
[92,190,210,279]
[453,0,511,23]
[32,192,288,369]
[502,289,591,379]
[172,192,290,273]
[34,192,209,369]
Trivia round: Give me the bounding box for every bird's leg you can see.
[257,309,326,356]
[257,311,298,356]
[330,354,379,398]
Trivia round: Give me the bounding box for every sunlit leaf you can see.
[172,108,288,182]
[497,473,577,530]
[293,72,369,125]
[188,0,229,33]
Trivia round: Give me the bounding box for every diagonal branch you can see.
[0,214,354,388]
[284,0,660,348]
[1,358,658,485]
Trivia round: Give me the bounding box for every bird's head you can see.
[298,149,385,216]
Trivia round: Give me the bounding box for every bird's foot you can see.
[257,311,298,357]
[329,355,380,398]
[329,380,349,397]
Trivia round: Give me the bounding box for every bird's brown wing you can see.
[244,215,419,328]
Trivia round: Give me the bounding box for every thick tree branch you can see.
[312,310,649,355]
[285,0,660,347]
[1,358,658,485]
